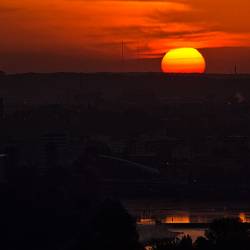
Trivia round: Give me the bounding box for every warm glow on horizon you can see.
[161,48,206,74]
[1,0,250,72]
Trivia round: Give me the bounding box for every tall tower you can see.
[121,40,125,72]
[234,64,238,75]
[137,43,141,72]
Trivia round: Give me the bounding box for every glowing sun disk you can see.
[161,48,206,74]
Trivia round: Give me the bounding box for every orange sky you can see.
[1,0,250,73]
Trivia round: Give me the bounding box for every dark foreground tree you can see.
[178,235,193,250]
[205,217,250,250]
[193,236,211,250]
[90,198,141,250]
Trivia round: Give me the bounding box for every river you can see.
[123,199,250,242]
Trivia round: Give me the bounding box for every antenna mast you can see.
[122,40,124,72]
[137,43,141,72]
[234,64,237,75]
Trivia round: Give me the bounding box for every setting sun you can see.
[161,48,206,74]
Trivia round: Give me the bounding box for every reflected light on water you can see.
[162,215,190,224]
[136,211,250,225]
[239,213,250,223]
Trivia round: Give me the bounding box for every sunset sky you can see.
[1,0,250,73]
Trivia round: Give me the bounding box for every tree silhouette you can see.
[205,217,250,250]
[178,235,193,250]
[193,236,211,250]
[90,198,140,250]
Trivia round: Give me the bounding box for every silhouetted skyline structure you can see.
[0,73,250,197]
